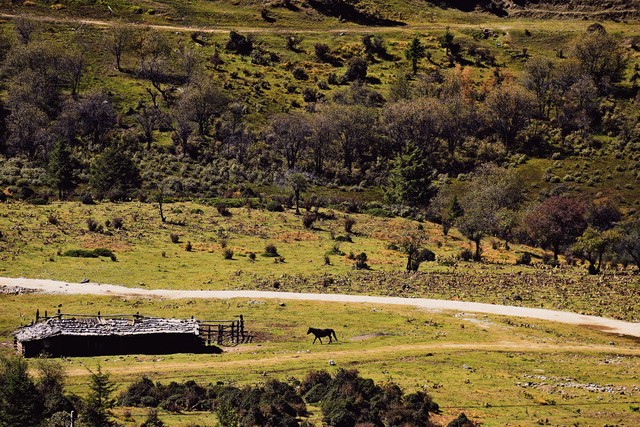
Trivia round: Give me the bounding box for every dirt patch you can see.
[350,332,389,341]
[274,231,320,242]
[79,234,133,252]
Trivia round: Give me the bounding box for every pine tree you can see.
[83,365,116,427]
[0,355,44,427]
[405,36,426,75]
[47,140,76,200]
[386,144,436,207]
[90,145,141,200]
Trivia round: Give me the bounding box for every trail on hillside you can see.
[0,12,517,35]
[2,276,639,338]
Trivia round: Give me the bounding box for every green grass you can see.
[1,200,640,323]
[2,293,639,426]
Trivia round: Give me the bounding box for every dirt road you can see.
[2,276,639,338]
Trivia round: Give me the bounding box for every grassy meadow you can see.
[1,292,640,426]
[0,1,639,425]
[1,200,640,424]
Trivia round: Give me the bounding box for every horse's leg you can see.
[313,336,317,344]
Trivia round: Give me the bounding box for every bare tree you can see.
[107,25,134,72]
[179,76,229,136]
[573,27,627,91]
[484,84,536,150]
[266,113,312,170]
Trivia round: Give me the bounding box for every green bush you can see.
[63,249,99,258]
[302,213,316,229]
[265,200,284,212]
[263,244,279,257]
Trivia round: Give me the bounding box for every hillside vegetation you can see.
[1,3,640,426]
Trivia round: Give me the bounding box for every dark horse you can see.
[307,327,338,344]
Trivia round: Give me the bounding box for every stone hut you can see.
[14,315,210,357]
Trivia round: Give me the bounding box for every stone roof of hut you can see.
[15,317,199,342]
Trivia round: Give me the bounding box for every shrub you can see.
[216,203,231,217]
[314,43,330,61]
[226,31,253,55]
[265,200,284,212]
[86,218,101,233]
[516,252,532,265]
[328,243,344,255]
[344,217,355,233]
[63,249,98,258]
[248,252,256,262]
[324,255,331,265]
[458,249,473,261]
[292,67,308,80]
[30,197,49,205]
[93,248,115,258]
[302,213,316,229]
[264,243,279,257]
[220,238,228,249]
[185,241,192,252]
[344,57,367,82]
[302,87,319,102]
[111,217,124,229]
[223,248,234,259]
[354,252,369,269]
[48,214,59,225]
[140,408,164,427]
[170,234,180,243]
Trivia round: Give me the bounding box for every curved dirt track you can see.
[2,276,639,338]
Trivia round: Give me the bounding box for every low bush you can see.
[93,248,115,258]
[48,214,59,225]
[263,243,279,257]
[185,241,193,252]
[458,249,474,261]
[302,213,316,229]
[170,233,180,243]
[63,248,116,260]
[265,200,284,212]
[223,248,234,259]
[111,217,124,229]
[63,249,98,258]
[81,194,95,205]
[344,216,355,233]
[354,252,369,270]
[30,197,49,205]
[86,218,101,233]
[216,203,232,217]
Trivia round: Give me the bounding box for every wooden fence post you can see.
[231,321,236,344]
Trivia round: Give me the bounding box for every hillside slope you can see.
[436,0,639,19]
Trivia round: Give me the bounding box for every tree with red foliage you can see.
[524,196,587,260]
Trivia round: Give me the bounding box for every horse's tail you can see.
[332,329,338,341]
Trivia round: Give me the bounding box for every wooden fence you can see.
[199,315,252,346]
